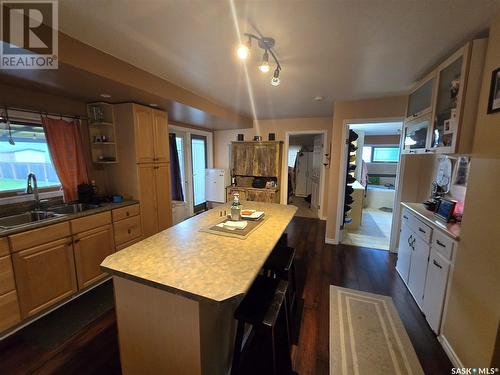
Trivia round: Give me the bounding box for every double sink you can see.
[0,203,101,229]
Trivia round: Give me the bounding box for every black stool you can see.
[231,275,292,375]
[262,245,298,343]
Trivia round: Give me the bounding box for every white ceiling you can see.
[350,122,402,135]
[58,0,500,119]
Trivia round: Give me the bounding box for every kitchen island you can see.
[101,201,297,375]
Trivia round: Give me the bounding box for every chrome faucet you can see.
[26,173,40,211]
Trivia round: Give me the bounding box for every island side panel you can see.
[113,276,202,375]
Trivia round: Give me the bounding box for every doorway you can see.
[339,121,403,251]
[284,131,326,219]
[191,134,207,214]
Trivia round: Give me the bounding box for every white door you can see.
[191,135,207,213]
[310,136,322,213]
[295,152,309,197]
[395,224,413,284]
[170,131,191,224]
[305,151,313,195]
[408,234,431,310]
[422,249,450,334]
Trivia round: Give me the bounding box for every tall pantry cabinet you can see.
[107,104,173,238]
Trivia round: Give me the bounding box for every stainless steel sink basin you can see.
[50,203,101,214]
[0,211,65,229]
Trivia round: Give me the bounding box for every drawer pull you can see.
[433,259,443,269]
[418,227,426,234]
[403,215,409,220]
[436,240,446,248]
[126,212,130,217]
[127,229,131,234]
[74,239,80,244]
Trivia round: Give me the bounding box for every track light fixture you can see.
[235,33,282,86]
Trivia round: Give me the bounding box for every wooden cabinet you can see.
[407,233,430,309]
[226,187,279,203]
[0,237,21,332]
[231,141,282,178]
[226,187,247,202]
[134,105,156,163]
[112,204,141,222]
[153,110,170,163]
[0,291,21,332]
[13,238,77,318]
[156,163,173,231]
[401,39,487,155]
[73,225,115,289]
[70,211,111,234]
[112,204,142,250]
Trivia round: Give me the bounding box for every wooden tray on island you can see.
[200,215,268,239]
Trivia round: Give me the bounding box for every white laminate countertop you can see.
[101,202,297,304]
[401,202,460,240]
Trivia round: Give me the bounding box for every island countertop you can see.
[101,202,297,303]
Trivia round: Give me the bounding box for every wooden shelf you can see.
[89,122,114,127]
[87,102,118,164]
[92,142,116,145]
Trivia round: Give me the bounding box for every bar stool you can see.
[262,246,298,344]
[231,275,292,375]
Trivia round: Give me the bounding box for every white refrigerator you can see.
[205,168,230,203]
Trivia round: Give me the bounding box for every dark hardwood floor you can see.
[0,216,452,374]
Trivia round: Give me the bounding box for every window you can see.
[288,145,301,167]
[362,146,400,163]
[175,135,185,201]
[0,122,61,193]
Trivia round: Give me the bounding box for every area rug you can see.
[330,286,424,375]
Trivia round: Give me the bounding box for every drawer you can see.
[71,211,111,234]
[432,230,455,261]
[112,204,140,222]
[114,215,142,246]
[9,222,71,252]
[0,237,9,256]
[409,215,432,243]
[0,290,21,332]
[0,255,16,295]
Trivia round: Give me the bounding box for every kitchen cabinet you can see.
[423,249,450,334]
[138,163,172,237]
[13,237,77,318]
[107,103,173,238]
[396,205,458,334]
[401,39,487,155]
[407,233,430,309]
[226,187,279,203]
[0,291,21,332]
[395,223,413,283]
[406,73,435,120]
[0,237,21,332]
[73,225,115,289]
[113,204,142,249]
[231,141,283,178]
[226,187,247,202]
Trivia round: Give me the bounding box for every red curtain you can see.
[42,117,89,202]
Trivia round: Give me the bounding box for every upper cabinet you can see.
[402,39,487,155]
[231,141,283,178]
[87,102,119,164]
[133,105,170,164]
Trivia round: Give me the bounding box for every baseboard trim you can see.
[325,236,337,245]
[438,334,463,368]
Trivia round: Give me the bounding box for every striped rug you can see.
[330,286,424,375]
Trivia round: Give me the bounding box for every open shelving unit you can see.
[87,102,118,164]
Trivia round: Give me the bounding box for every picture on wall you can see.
[487,67,500,114]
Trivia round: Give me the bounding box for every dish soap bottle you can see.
[231,193,241,221]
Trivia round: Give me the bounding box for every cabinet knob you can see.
[126,212,130,216]
[127,229,131,234]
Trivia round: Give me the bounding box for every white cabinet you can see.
[396,205,457,334]
[423,249,450,334]
[407,234,431,309]
[295,151,313,197]
[396,224,413,283]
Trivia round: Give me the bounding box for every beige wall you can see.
[0,83,108,193]
[364,134,400,145]
[214,117,332,217]
[325,96,407,239]
[442,12,500,367]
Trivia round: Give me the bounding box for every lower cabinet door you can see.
[73,225,115,289]
[0,290,21,332]
[13,238,77,318]
[155,163,173,231]
[138,164,159,237]
[396,224,413,284]
[422,249,450,334]
[407,235,431,310]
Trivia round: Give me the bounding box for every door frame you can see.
[169,124,213,218]
[191,134,208,214]
[283,130,328,220]
[335,117,404,252]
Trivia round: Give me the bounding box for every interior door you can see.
[295,152,308,197]
[191,134,207,214]
[310,136,322,213]
[306,151,313,195]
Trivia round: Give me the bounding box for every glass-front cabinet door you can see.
[406,75,435,120]
[402,114,431,153]
[431,52,465,152]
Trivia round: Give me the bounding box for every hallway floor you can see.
[342,208,393,250]
[289,195,318,218]
[0,217,452,374]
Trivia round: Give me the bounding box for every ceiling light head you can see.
[258,50,270,73]
[149,103,159,107]
[236,36,251,60]
[271,68,280,86]
[313,96,324,101]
